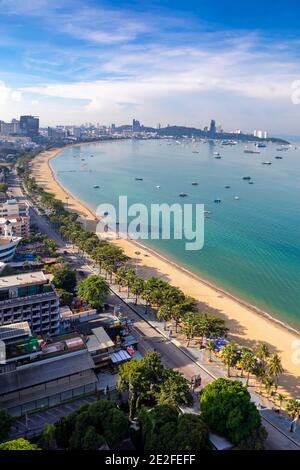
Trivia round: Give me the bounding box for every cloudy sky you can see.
[1,0,300,134]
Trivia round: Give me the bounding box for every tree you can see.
[256,342,270,369]
[0,183,8,192]
[181,312,198,346]
[268,353,284,390]
[220,343,239,377]
[139,405,208,450]
[124,269,136,298]
[240,350,257,386]
[52,264,76,292]
[157,304,172,330]
[238,426,268,450]
[0,409,13,443]
[200,378,263,446]
[263,376,274,397]
[56,288,73,306]
[131,278,144,304]
[157,369,192,410]
[54,401,128,449]
[77,274,108,309]
[206,340,215,362]
[41,423,56,449]
[81,426,105,450]
[175,414,208,450]
[286,400,300,433]
[0,438,40,450]
[276,393,285,411]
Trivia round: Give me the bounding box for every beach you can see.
[32,146,300,398]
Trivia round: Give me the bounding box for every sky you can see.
[1,0,300,134]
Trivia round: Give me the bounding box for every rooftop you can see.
[0,271,47,289]
[0,321,31,342]
[91,327,114,350]
[0,351,95,395]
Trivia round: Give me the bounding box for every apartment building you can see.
[0,271,60,336]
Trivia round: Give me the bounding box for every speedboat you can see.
[93,185,99,189]
[135,177,143,181]
[191,182,198,186]
[234,196,240,200]
[156,185,160,189]
[242,176,251,180]
[179,192,188,197]
[214,199,221,203]
[262,161,272,165]
[224,185,231,189]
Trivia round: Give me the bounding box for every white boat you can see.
[262,161,272,165]
[213,152,220,156]
[156,185,160,189]
[234,196,240,200]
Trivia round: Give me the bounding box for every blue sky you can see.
[1,0,300,133]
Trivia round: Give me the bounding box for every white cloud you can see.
[0,81,22,104]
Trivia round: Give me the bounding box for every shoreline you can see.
[32,143,300,397]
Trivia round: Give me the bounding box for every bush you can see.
[0,438,40,450]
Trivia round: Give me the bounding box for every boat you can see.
[242,176,251,180]
[214,155,221,159]
[90,154,94,157]
[81,158,85,161]
[103,211,109,216]
[244,149,260,154]
[156,185,160,189]
[214,199,221,203]
[224,185,231,189]
[179,193,188,197]
[262,161,272,165]
[213,152,220,156]
[192,151,199,154]
[93,185,99,189]
[234,196,240,200]
[191,182,198,186]
[256,143,266,148]
[203,210,211,214]
[275,156,283,159]
[135,177,143,181]
[249,181,254,184]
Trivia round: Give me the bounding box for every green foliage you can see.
[56,288,73,306]
[0,183,8,192]
[139,405,208,450]
[41,423,56,449]
[220,343,239,377]
[54,401,128,449]
[77,274,108,308]
[157,369,192,410]
[201,378,263,445]
[0,438,40,450]
[238,426,268,450]
[0,409,14,443]
[52,264,76,292]
[118,353,191,419]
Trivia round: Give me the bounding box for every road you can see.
[8,169,300,450]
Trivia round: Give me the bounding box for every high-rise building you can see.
[20,115,39,137]
[254,130,268,139]
[132,119,141,132]
[209,119,216,136]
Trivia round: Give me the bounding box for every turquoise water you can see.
[51,139,300,329]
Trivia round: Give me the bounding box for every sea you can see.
[50,138,300,330]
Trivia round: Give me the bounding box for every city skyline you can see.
[1,0,300,133]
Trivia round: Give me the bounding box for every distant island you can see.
[116,124,289,145]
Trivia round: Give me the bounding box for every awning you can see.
[110,350,131,364]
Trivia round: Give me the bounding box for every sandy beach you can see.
[32,146,300,398]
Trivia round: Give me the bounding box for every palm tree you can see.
[254,365,267,394]
[124,269,136,298]
[256,342,270,369]
[276,393,285,411]
[268,353,284,390]
[206,340,215,362]
[286,400,300,433]
[157,305,172,331]
[220,343,239,377]
[181,312,198,347]
[240,350,257,386]
[263,376,274,398]
[115,267,127,291]
[131,278,144,305]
